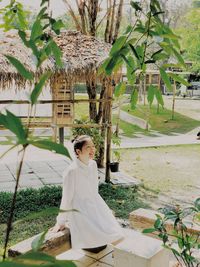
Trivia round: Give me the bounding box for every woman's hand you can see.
[50,224,66,233]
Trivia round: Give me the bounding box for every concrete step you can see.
[114,229,169,267]
[8,228,70,257]
[129,208,200,236]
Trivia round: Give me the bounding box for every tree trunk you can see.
[108,0,116,43]
[105,0,112,42]
[113,0,124,42]
[88,0,99,36]
[86,79,98,121]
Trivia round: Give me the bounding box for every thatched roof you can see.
[0,30,111,89]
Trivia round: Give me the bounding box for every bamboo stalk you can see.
[0,99,113,104]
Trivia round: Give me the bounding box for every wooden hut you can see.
[0,30,115,181]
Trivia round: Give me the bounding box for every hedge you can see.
[0,183,147,224]
[0,186,62,224]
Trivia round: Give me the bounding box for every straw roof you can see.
[0,30,111,90]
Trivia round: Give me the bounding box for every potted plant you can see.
[143,198,200,267]
[110,133,121,172]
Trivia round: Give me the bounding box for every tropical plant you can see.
[100,0,189,112]
[0,1,75,266]
[143,198,200,267]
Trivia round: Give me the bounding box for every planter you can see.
[109,162,119,172]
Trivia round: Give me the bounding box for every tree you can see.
[177,1,200,72]
[0,1,74,266]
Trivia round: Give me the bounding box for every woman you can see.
[52,135,123,253]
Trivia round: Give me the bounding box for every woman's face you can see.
[77,139,96,162]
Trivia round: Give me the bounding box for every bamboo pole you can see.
[172,80,176,120]
[105,78,113,183]
[0,99,113,104]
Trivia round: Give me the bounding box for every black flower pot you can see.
[109,162,119,172]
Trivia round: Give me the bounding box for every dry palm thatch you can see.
[0,30,111,90]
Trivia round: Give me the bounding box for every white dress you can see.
[56,158,124,249]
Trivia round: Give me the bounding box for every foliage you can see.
[177,3,200,72]
[0,186,62,224]
[72,118,104,160]
[101,0,188,109]
[99,183,149,219]
[112,133,121,162]
[143,198,200,267]
[0,0,72,264]
[0,0,29,31]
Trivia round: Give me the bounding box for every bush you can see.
[0,186,62,224]
[0,184,148,224]
[99,184,149,218]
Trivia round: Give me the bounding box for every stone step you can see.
[114,229,169,267]
[56,244,114,267]
[8,228,70,257]
[129,208,200,236]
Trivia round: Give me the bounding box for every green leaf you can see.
[124,25,133,34]
[130,88,138,110]
[18,30,30,48]
[114,82,126,98]
[171,48,186,67]
[194,198,200,211]
[142,228,156,234]
[40,0,49,6]
[130,1,142,11]
[155,87,164,107]
[37,6,48,19]
[105,55,120,76]
[0,111,27,143]
[30,19,43,41]
[129,43,140,60]
[29,139,72,159]
[168,73,190,86]
[147,85,155,106]
[31,230,48,251]
[110,36,126,56]
[160,68,172,91]
[30,72,51,105]
[51,40,63,68]
[52,19,65,33]
[154,218,162,229]
[5,55,34,80]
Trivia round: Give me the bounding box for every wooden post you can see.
[59,127,64,144]
[105,78,113,183]
[172,80,176,120]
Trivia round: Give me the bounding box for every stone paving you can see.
[0,159,70,192]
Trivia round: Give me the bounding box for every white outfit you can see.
[57,158,123,249]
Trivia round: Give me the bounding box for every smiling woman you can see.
[52,135,124,253]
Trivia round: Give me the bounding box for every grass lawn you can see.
[122,104,200,135]
[112,114,153,138]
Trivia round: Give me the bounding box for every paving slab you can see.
[41,177,63,185]
[0,181,17,192]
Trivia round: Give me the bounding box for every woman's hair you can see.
[72,135,91,155]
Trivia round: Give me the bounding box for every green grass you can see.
[0,212,55,255]
[99,184,149,218]
[122,104,200,135]
[112,114,152,138]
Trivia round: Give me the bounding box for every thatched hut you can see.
[0,30,115,181]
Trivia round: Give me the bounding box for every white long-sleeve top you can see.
[56,158,123,249]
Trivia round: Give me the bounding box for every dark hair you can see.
[72,135,91,155]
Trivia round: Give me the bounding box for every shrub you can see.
[0,186,62,224]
